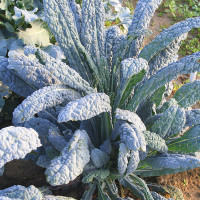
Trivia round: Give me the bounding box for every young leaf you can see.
[115,58,148,108]
[58,93,111,123]
[0,126,41,168]
[168,125,200,153]
[150,105,186,139]
[143,131,168,153]
[173,80,200,108]
[0,185,43,200]
[13,85,81,124]
[128,52,200,111]
[139,17,200,61]
[45,130,91,186]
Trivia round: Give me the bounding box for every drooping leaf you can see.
[81,0,105,65]
[185,109,200,127]
[128,52,200,111]
[139,17,200,61]
[0,56,35,97]
[58,93,111,123]
[150,105,186,139]
[136,153,200,177]
[128,0,163,57]
[91,148,110,168]
[0,185,43,200]
[173,80,200,108]
[0,126,41,168]
[168,125,200,153]
[35,48,95,94]
[118,143,130,175]
[13,85,81,124]
[143,131,168,153]
[45,130,91,186]
[8,55,62,89]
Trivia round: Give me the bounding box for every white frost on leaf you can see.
[0,126,41,168]
[58,93,111,123]
[45,130,91,186]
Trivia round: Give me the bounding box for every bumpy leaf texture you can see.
[13,85,81,124]
[0,185,43,200]
[58,93,111,122]
[45,130,91,186]
[150,105,186,139]
[118,143,129,175]
[118,122,140,151]
[35,49,95,94]
[144,153,200,174]
[185,109,200,127]
[143,131,168,153]
[8,55,62,89]
[173,80,200,108]
[129,52,200,111]
[0,126,41,168]
[0,56,35,97]
[128,0,163,57]
[167,125,200,153]
[81,0,105,65]
[139,17,200,61]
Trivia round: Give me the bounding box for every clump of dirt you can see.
[157,168,200,200]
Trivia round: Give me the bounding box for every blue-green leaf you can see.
[13,85,81,124]
[168,125,200,153]
[173,80,200,108]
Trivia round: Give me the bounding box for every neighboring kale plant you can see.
[0,0,200,199]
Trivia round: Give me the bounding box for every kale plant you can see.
[0,0,200,199]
